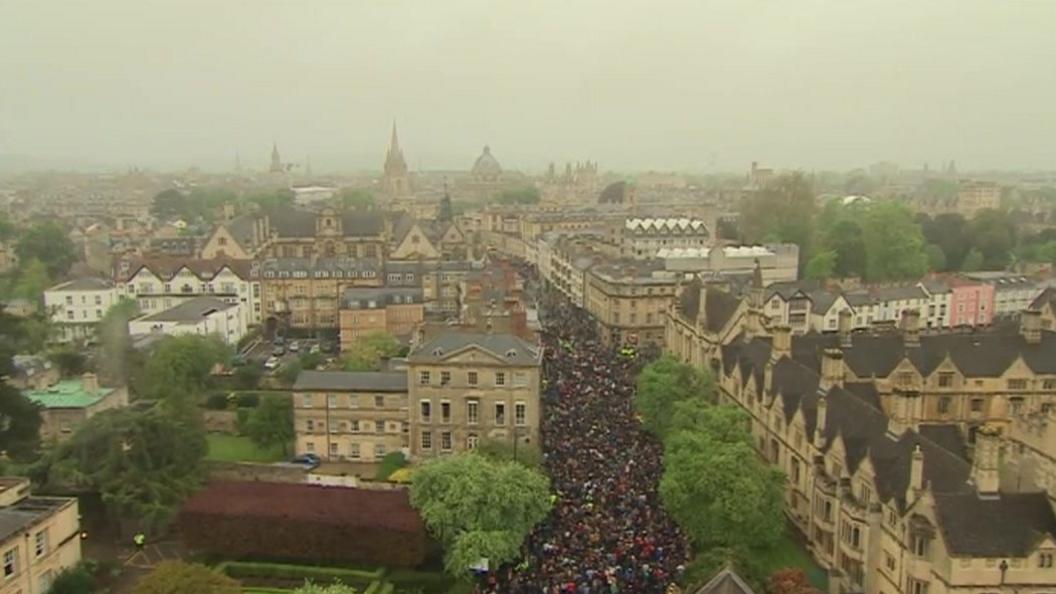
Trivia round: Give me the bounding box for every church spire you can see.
[270,142,282,173]
[390,121,400,153]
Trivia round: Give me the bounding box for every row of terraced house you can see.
[664,273,1056,594]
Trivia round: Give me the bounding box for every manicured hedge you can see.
[180,482,427,568]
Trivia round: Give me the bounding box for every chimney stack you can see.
[814,394,828,449]
[972,424,1001,497]
[771,324,792,362]
[838,309,853,348]
[820,348,844,390]
[907,444,925,503]
[81,372,99,393]
[1021,309,1042,345]
[901,309,921,347]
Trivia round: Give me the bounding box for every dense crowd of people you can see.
[480,271,688,594]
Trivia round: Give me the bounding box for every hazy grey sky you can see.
[1,0,1054,173]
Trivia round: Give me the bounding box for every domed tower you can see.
[471,145,503,182]
[380,122,411,197]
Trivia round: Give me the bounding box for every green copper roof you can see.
[24,380,113,409]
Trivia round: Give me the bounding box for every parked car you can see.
[290,453,321,468]
[289,341,300,353]
[264,356,281,370]
[272,345,286,357]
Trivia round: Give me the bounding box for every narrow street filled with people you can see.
[481,277,688,593]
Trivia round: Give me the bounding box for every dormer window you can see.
[432,348,444,357]
[505,349,517,358]
[1040,552,1054,568]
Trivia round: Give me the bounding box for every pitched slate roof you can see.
[1030,286,1056,310]
[918,424,969,462]
[293,370,407,392]
[263,206,385,238]
[677,280,742,333]
[408,332,539,365]
[934,492,1056,557]
[791,328,1056,378]
[49,278,112,292]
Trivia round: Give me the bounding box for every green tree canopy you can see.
[919,213,970,271]
[495,187,541,205]
[16,222,76,278]
[150,189,188,220]
[861,200,928,281]
[133,561,239,594]
[740,173,816,256]
[341,331,403,371]
[45,562,97,594]
[962,248,984,271]
[37,407,207,530]
[659,425,785,556]
[142,335,230,410]
[925,243,946,271]
[11,258,52,301]
[634,355,716,438]
[0,310,42,461]
[409,452,551,576]
[97,298,140,386]
[968,209,1016,269]
[339,188,376,210]
[804,250,836,280]
[244,393,293,455]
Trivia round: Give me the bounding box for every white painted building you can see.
[657,244,799,284]
[44,278,120,343]
[918,279,953,329]
[128,296,247,345]
[621,217,710,259]
[116,259,261,327]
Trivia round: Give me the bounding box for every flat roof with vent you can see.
[23,380,113,409]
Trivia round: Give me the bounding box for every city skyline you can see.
[2,0,1055,173]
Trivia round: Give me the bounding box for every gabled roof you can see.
[691,568,756,594]
[408,332,539,365]
[1030,286,1056,310]
[121,257,252,282]
[136,296,235,323]
[935,492,1056,557]
[48,278,112,292]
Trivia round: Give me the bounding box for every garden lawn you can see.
[207,434,287,463]
[760,532,828,590]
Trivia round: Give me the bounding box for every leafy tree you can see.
[767,569,822,594]
[375,451,409,480]
[0,310,42,461]
[660,425,784,556]
[476,437,543,470]
[277,359,303,386]
[234,364,263,390]
[804,250,836,280]
[150,189,188,220]
[243,393,293,456]
[740,173,816,257]
[249,189,295,211]
[11,258,52,301]
[919,213,970,270]
[918,179,959,204]
[968,209,1016,269]
[925,243,946,271]
[45,562,97,594]
[861,201,927,281]
[962,248,984,272]
[299,351,325,370]
[97,298,139,386]
[339,188,376,210]
[410,452,551,576]
[294,583,359,594]
[635,355,715,438]
[37,407,207,530]
[0,212,13,240]
[133,561,239,594]
[495,187,540,205]
[815,201,867,277]
[341,331,402,371]
[668,401,752,445]
[49,348,87,376]
[142,335,229,410]
[17,222,76,278]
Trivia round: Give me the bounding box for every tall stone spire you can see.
[269,142,283,173]
[381,120,410,197]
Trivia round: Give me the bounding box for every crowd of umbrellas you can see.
[478,278,689,594]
